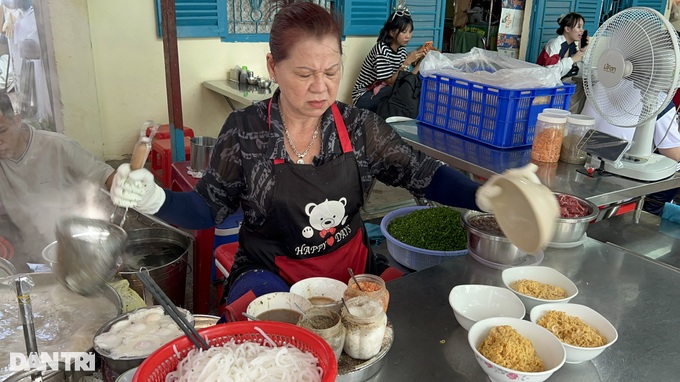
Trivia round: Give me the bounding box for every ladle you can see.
[54,122,158,296]
[348,268,364,291]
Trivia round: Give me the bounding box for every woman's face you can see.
[389,26,413,48]
[564,19,584,44]
[267,34,342,119]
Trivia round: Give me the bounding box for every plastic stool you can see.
[150,137,191,187]
[215,242,239,300]
[147,124,195,140]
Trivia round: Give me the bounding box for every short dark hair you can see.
[557,13,585,35]
[378,12,414,45]
[0,92,15,119]
[268,0,343,62]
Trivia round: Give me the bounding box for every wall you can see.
[47,0,374,160]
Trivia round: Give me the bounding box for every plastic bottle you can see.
[531,113,567,163]
[239,65,249,84]
[560,114,595,164]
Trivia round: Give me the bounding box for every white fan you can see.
[582,7,680,181]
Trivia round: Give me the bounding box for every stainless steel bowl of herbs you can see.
[380,206,467,271]
[462,211,528,266]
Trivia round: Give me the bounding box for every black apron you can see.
[236,101,372,285]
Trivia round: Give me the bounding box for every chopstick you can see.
[137,270,210,350]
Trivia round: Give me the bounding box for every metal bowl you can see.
[462,211,528,265]
[257,78,272,89]
[552,193,599,244]
[247,76,258,85]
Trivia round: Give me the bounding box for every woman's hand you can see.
[571,50,585,63]
[405,50,425,67]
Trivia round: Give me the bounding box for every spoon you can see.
[341,298,352,315]
[348,268,364,291]
[294,302,310,322]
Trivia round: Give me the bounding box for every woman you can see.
[111,0,530,316]
[536,12,587,78]
[351,6,426,112]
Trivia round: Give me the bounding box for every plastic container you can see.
[380,206,467,271]
[542,108,571,118]
[560,114,595,164]
[531,113,567,163]
[298,307,346,361]
[239,65,249,84]
[343,273,390,313]
[417,73,575,148]
[341,296,387,361]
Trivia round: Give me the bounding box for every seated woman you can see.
[351,5,426,112]
[537,12,587,79]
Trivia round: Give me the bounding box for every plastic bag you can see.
[419,48,563,89]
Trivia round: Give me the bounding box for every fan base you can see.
[586,154,678,182]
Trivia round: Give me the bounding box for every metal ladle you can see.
[54,129,155,296]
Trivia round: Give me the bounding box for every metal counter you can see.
[390,120,680,207]
[370,239,680,381]
[588,211,680,269]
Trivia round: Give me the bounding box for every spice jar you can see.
[343,273,390,312]
[560,114,595,164]
[531,113,567,163]
[298,307,345,360]
[542,108,571,118]
[341,296,387,360]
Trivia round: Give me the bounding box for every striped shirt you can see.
[352,42,407,103]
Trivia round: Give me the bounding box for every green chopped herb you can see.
[386,207,467,251]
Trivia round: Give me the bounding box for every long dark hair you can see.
[377,13,414,45]
[268,0,343,62]
[556,13,584,35]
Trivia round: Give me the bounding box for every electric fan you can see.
[582,7,680,181]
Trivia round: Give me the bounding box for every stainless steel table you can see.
[203,80,276,110]
[390,120,680,208]
[370,239,680,381]
[588,211,680,269]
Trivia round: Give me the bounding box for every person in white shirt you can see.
[0,92,115,268]
[582,99,680,214]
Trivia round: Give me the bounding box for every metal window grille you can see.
[224,0,333,41]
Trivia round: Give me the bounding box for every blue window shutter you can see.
[408,0,446,52]
[155,0,227,38]
[342,0,391,36]
[629,0,668,12]
[575,0,605,41]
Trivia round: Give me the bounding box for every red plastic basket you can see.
[133,321,338,382]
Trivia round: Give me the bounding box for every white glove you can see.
[110,164,166,214]
[476,163,541,212]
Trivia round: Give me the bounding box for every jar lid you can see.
[537,113,567,124]
[542,108,571,117]
[566,114,596,126]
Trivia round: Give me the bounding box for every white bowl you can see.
[501,266,578,312]
[289,277,347,312]
[468,317,566,382]
[246,292,313,323]
[489,174,559,254]
[448,284,526,331]
[530,303,618,364]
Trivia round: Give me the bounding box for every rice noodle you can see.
[164,335,322,382]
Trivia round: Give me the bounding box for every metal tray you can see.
[337,321,393,382]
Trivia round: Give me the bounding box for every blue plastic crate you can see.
[417,74,575,148]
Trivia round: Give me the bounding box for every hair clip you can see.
[391,1,411,22]
[558,14,566,24]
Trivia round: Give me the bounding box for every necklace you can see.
[281,111,321,164]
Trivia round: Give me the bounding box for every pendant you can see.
[297,158,305,164]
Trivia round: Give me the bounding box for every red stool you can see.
[214,242,239,300]
[150,137,191,187]
[146,124,195,140]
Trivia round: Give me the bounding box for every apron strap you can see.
[331,103,352,154]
